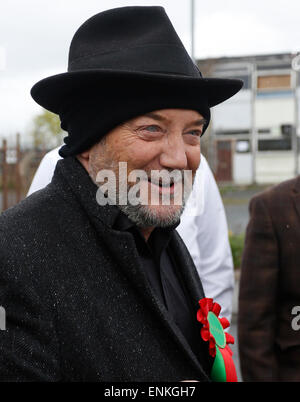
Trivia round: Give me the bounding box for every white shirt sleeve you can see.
[27,147,62,196]
[177,155,234,322]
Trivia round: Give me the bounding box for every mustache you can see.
[144,169,189,186]
[93,164,194,189]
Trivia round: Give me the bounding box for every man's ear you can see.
[76,149,91,171]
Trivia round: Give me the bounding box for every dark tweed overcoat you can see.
[0,156,210,382]
[238,176,300,382]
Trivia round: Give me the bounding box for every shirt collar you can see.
[112,208,180,258]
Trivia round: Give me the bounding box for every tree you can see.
[30,108,65,150]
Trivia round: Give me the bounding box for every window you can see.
[258,129,271,134]
[236,140,251,153]
[257,74,291,91]
[258,138,292,151]
[216,129,249,136]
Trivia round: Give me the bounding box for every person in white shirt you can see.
[27,147,234,321]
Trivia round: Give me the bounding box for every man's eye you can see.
[144,125,161,132]
[186,129,202,137]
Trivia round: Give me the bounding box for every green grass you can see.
[218,183,270,197]
[222,198,249,205]
[229,232,245,270]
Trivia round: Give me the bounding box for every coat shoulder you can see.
[250,176,299,207]
[0,185,75,274]
[0,186,64,238]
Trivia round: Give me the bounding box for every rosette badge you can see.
[197,298,237,382]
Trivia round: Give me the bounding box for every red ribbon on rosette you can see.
[197,298,237,382]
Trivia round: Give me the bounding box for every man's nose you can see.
[159,134,188,170]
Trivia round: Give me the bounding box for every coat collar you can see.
[291,175,300,220]
[51,156,210,381]
[51,156,121,228]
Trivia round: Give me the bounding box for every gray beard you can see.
[118,199,185,228]
[117,179,192,228]
[89,158,192,228]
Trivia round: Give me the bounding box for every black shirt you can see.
[113,210,212,373]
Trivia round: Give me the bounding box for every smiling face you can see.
[78,108,206,237]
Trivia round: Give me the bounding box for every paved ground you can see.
[224,203,249,234]
[220,184,271,234]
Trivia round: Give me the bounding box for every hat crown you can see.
[30,6,243,122]
[68,6,200,77]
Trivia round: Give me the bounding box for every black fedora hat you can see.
[31,6,243,115]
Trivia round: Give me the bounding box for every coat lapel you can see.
[171,231,205,306]
[92,222,209,381]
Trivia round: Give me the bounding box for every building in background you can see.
[198,52,300,184]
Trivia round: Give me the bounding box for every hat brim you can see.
[31,69,243,114]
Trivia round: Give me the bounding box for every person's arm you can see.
[238,195,279,381]
[27,147,62,196]
[177,156,234,321]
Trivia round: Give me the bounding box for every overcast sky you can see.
[1,0,300,144]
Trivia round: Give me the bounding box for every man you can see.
[27,149,234,321]
[0,6,242,381]
[239,177,300,381]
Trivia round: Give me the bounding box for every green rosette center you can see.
[207,311,226,348]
